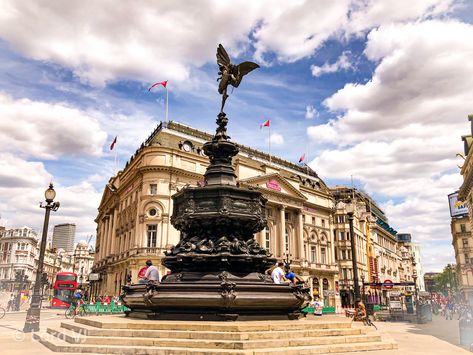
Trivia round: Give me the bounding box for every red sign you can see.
[384,279,394,289]
[266,180,281,191]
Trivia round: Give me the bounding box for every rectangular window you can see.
[147,224,157,248]
[285,212,289,220]
[321,219,325,227]
[312,217,316,225]
[461,224,467,233]
[265,229,271,250]
[321,248,326,264]
[311,246,317,263]
[340,231,345,240]
[150,184,158,195]
[465,254,470,263]
[463,239,469,247]
[334,247,338,261]
[266,208,273,217]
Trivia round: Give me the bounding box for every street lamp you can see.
[346,201,361,306]
[23,183,60,333]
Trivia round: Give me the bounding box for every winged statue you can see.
[216,44,259,113]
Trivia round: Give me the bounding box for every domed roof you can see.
[78,240,88,247]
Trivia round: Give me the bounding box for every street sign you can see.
[384,279,394,289]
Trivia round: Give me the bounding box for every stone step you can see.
[61,321,362,340]
[34,332,397,355]
[74,316,352,332]
[47,327,381,349]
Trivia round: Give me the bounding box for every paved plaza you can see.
[0,310,470,354]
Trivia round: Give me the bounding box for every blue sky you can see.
[0,1,472,271]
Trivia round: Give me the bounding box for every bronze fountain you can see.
[121,44,310,320]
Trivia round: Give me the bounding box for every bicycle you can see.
[65,302,87,319]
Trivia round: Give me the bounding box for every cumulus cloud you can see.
[305,105,319,119]
[311,51,352,77]
[0,1,456,85]
[269,133,284,145]
[308,19,473,270]
[0,154,101,240]
[0,93,107,159]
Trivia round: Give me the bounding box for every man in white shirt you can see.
[271,262,286,284]
[144,259,160,282]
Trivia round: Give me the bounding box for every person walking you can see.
[143,260,160,282]
[6,293,14,312]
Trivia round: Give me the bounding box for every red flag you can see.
[260,119,270,128]
[298,153,306,163]
[148,80,168,91]
[110,136,117,151]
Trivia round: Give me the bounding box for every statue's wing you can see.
[237,61,260,76]
[216,44,231,67]
[233,61,260,87]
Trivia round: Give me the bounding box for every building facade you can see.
[0,226,78,292]
[0,227,38,291]
[52,223,76,252]
[457,115,473,304]
[93,122,339,306]
[450,215,473,304]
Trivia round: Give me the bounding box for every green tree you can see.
[433,264,459,296]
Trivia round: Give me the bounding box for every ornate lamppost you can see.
[346,201,361,306]
[23,183,60,333]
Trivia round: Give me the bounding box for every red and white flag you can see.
[148,80,168,91]
[298,153,306,163]
[110,136,117,150]
[260,119,270,128]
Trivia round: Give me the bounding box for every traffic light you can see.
[41,272,48,285]
[14,271,21,282]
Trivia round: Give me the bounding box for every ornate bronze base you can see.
[122,271,309,321]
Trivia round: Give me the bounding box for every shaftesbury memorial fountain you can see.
[122,45,310,320]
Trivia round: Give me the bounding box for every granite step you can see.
[34,332,397,355]
[47,326,381,349]
[61,321,362,340]
[74,316,352,332]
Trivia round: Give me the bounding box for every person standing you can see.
[144,260,160,282]
[271,262,286,284]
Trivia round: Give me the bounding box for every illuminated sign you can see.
[448,192,468,217]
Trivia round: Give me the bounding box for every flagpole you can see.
[269,123,272,164]
[165,86,169,125]
[115,146,118,175]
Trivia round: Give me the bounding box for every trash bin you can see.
[459,319,473,347]
[416,304,432,324]
[366,303,375,316]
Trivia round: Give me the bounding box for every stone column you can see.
[110,210,117,254]
[278,206,286,258]
[297,210,304,260]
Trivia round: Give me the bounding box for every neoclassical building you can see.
[93,121,339,306]
[457,115,473,304]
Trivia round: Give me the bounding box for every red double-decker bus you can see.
[51,272,77,308]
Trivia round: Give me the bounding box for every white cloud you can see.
[0,93,107,159]
[269,133,284,145]
[305,105,319,119]
[308,19,473,270]
[0,154,101,240]
[0,1,456,86]
[311,51,352,77]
